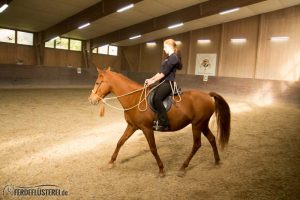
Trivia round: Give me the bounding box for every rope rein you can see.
[95,80,182,112]
[169,81,182,103]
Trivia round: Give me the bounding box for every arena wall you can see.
[121,5,300,82]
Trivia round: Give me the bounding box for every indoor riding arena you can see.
[1,0,300,200]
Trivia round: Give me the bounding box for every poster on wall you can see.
[195,53,217,76]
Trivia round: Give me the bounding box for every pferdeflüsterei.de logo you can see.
[2,184,68,197]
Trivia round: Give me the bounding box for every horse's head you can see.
[88,67,112,105]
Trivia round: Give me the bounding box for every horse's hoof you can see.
[215,159,220,165]
[177,170,186,177]
[158,169,165,178]
[108,162,115,169]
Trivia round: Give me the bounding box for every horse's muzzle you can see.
[88,96,100,105]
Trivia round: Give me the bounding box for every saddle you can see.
[147,87,182,113]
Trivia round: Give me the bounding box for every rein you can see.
[170,81,181,103]
[92,80,181,112]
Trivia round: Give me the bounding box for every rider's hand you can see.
[145,78,155,86]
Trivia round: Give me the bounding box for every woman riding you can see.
[145,38,182,131]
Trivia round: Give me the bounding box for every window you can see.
[98,45,108,54]
[95,45,118,56]
[17,31,33,45]
[92,48,97,54]
[0,28,35,45]
[44,37,83,51]
[55,37,68,50]
[109,45,118,56]
[45,39,55,48]
[0,28,15,43]
[70,39,82,51]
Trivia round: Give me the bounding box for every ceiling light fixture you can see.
[117,4,134,13]
[219,8,240,15]
[168,23,184,29]
[129,35,141,40]
[146,42,156,46]
[78,22,90,29]
[270,36,289,42]
[0,4,8,13]
[175,41,182,45]
[231,38,247,43]
[197,39,211,44]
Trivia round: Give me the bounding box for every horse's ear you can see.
[97,67,105,73]
[106,66,111,71]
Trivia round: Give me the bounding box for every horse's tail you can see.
[209,92,231,149]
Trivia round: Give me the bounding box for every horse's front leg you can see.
[142,128,165,177]
[108,124,137,168]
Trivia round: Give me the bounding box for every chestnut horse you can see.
[88,68,230,176]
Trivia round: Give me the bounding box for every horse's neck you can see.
[112,83,141,97]
[109,73,143,108]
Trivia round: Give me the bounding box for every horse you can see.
[88,67,231,177]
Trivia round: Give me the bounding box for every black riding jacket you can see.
[160,53,181,81]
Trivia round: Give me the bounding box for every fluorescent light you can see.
[146,42,156,46]
[129,35,141,40]
[175,41,181,45]
[117,4,134,13]
[231,38,247,43]
[168,23,183,29]
[198,39,211,44]
[270,36,289,42]
[0,4,8,13]
[50,36,60,41]
[78,22,90,29]
[219,8,240,15]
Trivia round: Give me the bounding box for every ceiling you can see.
[0,0,299,47]
[0,0,101,31]
[63,0,208,40]
[115,0,300,46]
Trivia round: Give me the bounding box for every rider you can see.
[145,38,182,131]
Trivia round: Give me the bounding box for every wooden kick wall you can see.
[255,6,300,81]
[0,43,36,65]
[219,16,259,78]
[121,5,300,81]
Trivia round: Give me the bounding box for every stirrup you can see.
[153,121,169,131]
[153,125,169,131]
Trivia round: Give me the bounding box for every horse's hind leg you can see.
[179,124,202,174]
[202,123,220,164]
[108,124,137,168]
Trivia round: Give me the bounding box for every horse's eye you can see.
[95,82,99,85]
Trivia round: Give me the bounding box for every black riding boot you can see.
[153,111,169,131]
[153,81,171,131]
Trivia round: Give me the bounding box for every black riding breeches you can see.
[153,81,172,126]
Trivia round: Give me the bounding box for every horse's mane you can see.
[110,71,143,89]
